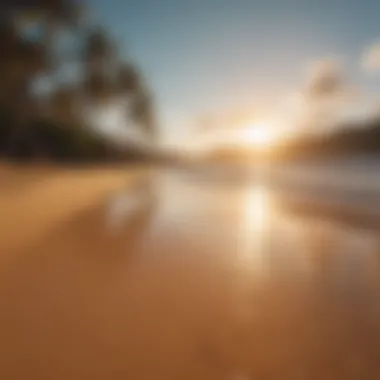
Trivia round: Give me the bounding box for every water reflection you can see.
[239,186,271,276]
[132,171,380,284]
[244,186,269,233]
[2,170,380,378]
[106,176,157,232]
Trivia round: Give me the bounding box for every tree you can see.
[130,91,156,137]
[0,0,157,160]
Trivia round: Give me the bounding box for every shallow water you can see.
[1,167,380,379]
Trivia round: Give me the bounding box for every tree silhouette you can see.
[0,0,156,160]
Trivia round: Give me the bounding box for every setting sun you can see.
[240,123,275,148]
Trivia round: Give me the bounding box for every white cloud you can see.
[273,57,366,136]
[362,42,380,72]
[304,58,344,98]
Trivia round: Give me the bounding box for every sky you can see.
[88,0,380,147]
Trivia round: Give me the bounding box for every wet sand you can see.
[1,165,380,379]
[0,165,144,256]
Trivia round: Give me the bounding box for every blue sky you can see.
[88,0,380,145]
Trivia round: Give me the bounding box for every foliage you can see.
[0,0,156,162]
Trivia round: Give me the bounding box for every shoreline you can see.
[0,163,146,258]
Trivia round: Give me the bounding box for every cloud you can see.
[362,42,380,72]
[197,52,371,147]
[279,58,360,133]
[304,58,344,99]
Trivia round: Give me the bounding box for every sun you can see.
[240,122,275,148]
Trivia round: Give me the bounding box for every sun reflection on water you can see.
[245,186,269,232]
[239,185,271,275]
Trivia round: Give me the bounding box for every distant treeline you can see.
[275,118,380,161]
[0,0,156,163]
[206,117,380,163]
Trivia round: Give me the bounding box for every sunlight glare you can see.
[240,123,275,148]
[239,186,271,276]
[245,186,269,233]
